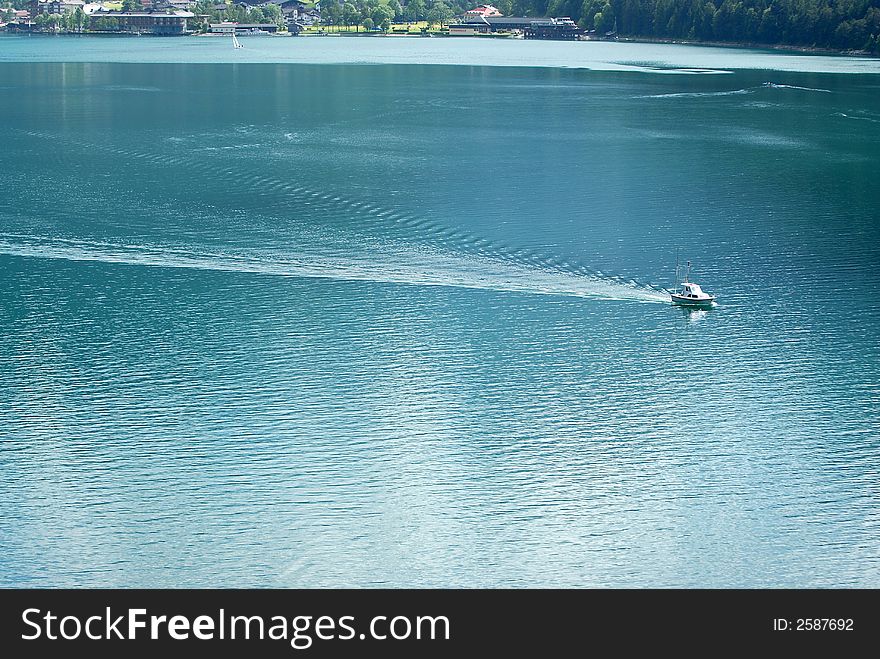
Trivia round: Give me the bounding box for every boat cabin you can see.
[679,282,705,298]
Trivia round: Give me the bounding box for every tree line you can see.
[8,0,878,50]
[191,1,285,28]
[29,7,89,30]
[497,0,880,51]
[314,0,458,31]
[314,0,880,48]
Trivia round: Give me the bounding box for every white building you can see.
[464,4,502,18]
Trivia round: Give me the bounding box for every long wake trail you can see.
[5,129,669,303]
[0,234,668,302]
[640,81,832,99]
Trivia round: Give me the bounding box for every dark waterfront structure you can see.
[448,16,581,40]
[208,22,279,34]
[523,18,581,40]
[91,11,194,34]
[6,9,195,34]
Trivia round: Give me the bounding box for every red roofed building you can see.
[464,5,502,18]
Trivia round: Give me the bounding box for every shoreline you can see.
[615,35,876,58]
[3,28,878,58]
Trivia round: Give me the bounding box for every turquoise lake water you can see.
[1,35,879,587]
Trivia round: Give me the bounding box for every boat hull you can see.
[670,294,715,307]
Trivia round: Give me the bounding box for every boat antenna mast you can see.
[674,249,680,292]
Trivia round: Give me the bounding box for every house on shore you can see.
[30,0,86,15]
[284,4,318,28]
[463,5,502,19]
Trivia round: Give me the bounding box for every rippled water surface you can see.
[1,37,879,587]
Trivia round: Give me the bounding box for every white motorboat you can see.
[670,258,715,307]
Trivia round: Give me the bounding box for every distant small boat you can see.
[232,32,243,49]
[670,257,715,306]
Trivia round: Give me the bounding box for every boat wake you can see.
[6,129,669,304]
[761,82,831,93]
[834,111,880,123]
[641,82,832,99]
[0,234,669,303]
[640,87,757,99]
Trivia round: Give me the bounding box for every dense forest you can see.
[320,0,880,52]
[315,0,880,53]
[497,0,880,52]
[318,0,880,52]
